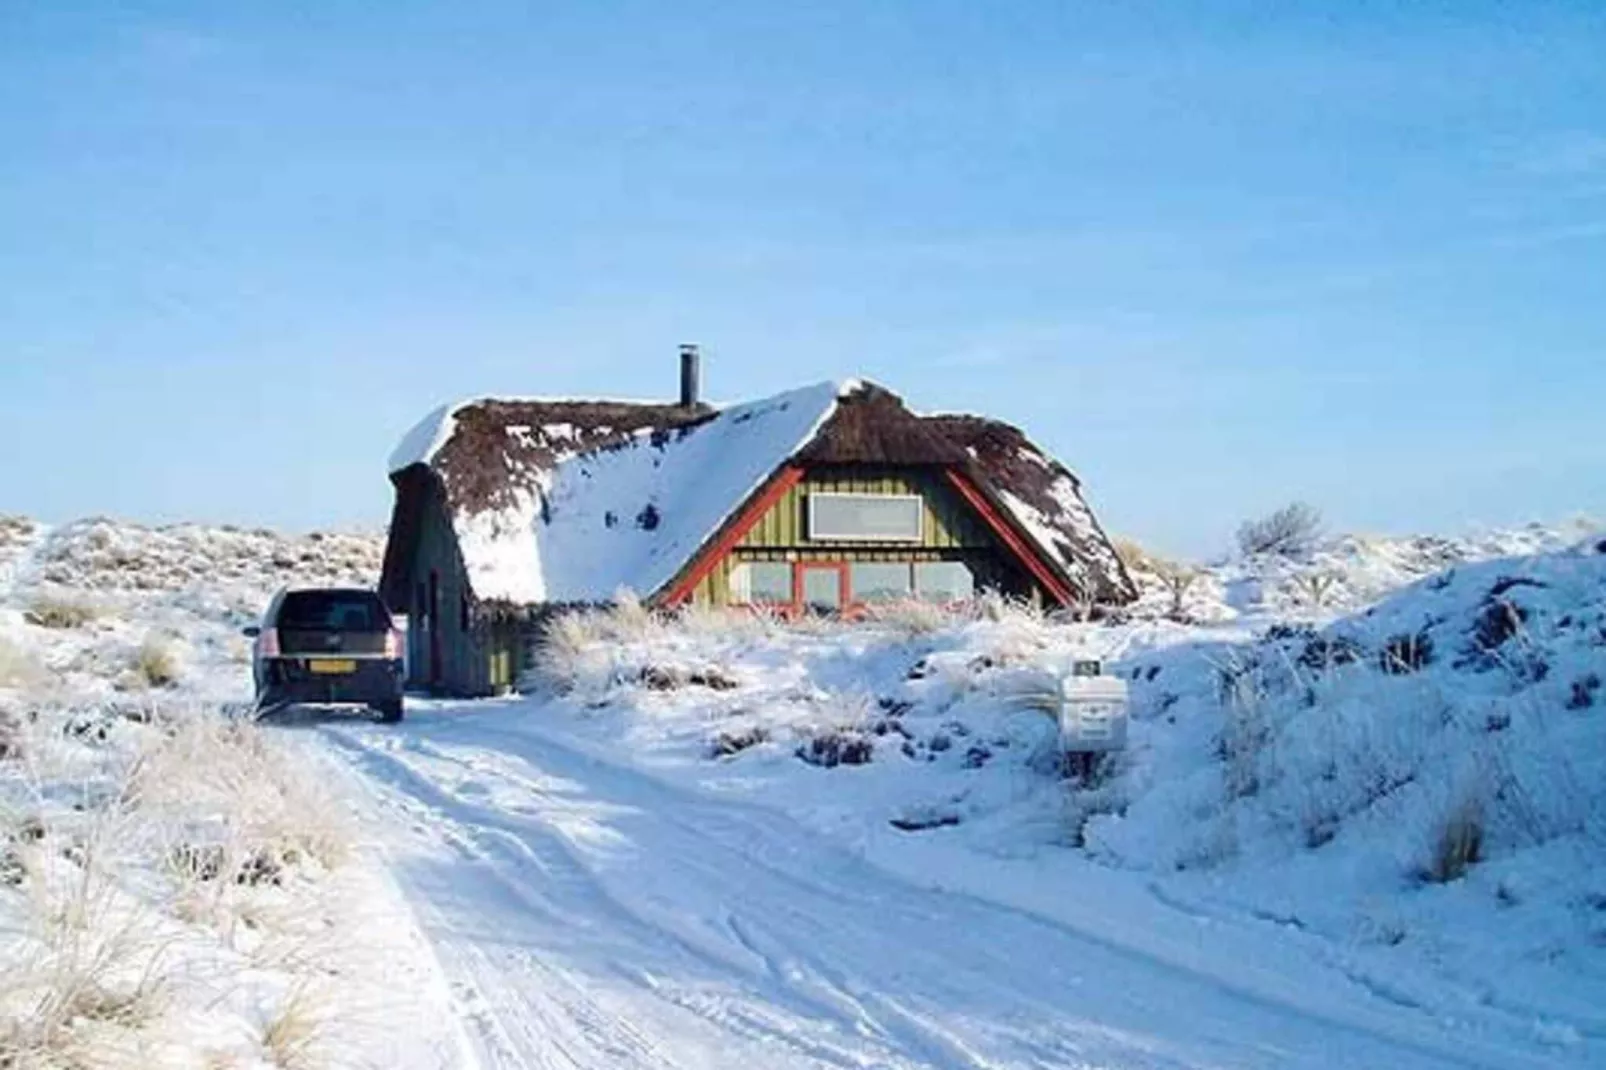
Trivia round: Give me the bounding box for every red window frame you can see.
[793,561,849,613]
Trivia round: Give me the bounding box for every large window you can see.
[850,562,913,602]
[730,562,792,605]
[914,561,974,602]
[731,559,976,609]
[808,493,923,542]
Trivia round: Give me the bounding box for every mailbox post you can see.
[1057,660,1129,779]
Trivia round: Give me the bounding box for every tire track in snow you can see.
[322,728,930,1070]
[320,715,1551,1069]
[437,717,1562,1069]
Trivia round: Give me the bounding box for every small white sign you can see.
[1058,672,1129,753]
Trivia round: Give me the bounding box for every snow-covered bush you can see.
[532,609,618,692]
[859,598,952,636]
[1236,502,1323,558]
[673,602,780,640]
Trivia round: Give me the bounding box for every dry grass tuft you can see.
[1421,799,1485,884]
[261,984,325,1069]
[23,592,103,630]
[1112,537,1159,574]
[673,602,779,640]
[0,636,44,691]
[0,812,169,1066]
[133,638,180,689]
[134,712,352,877]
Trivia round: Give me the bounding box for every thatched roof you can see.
[382,379,1134,608]
[923,413,1135,604]
[795,383,968,467]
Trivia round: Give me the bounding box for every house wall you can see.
[402,480,506,696]
[685,464,1046,606]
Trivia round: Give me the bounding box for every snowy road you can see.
[318,705,1550,1070]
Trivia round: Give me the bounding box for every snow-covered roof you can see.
[388,403,457,474]
[922,413,1135,604]
[383,379,1135,607]
[390,383,845,604]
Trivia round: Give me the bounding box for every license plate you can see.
[308,659,356,675]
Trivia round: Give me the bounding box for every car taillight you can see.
[258,628,281,657]
[384,628,403,658]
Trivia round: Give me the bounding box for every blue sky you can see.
[2,2,1603,557]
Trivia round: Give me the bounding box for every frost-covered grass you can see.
[0,701,359,1067]
[0,516,454,1068]
[0,637,42,693]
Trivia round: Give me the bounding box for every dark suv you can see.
[245,587,405,722]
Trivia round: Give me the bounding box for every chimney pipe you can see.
[678,343,701,408]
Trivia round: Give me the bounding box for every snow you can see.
[321,702,1538,1068]
[352,524,1600,1066]
[389,402,460,474]
[455,380,848,604]
[4,512,1603,1066]
[0,517,469,1068]
[1124,518,1602,623]
[453,490,551,604]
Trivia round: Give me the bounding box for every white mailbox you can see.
[1058,667,1129,753]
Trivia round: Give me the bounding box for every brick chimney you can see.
[678,344,701,408]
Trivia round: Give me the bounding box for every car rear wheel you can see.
[375,698,404,724]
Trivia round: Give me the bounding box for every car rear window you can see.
[276,591,388,632]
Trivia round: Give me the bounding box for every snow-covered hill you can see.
[0,516,383,703]
[511,522,1606,1062]
[1121,518,1601,622]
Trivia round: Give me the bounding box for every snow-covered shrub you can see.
[637,664,739,691]
[1150,559,1201,619]
[969,589,1046,627]
[708,725,770,759]
[1285,570,1339,609]
[0,710,19,762]
[607,588,661,642]
[860,598,952,636]
[1237,502,1323,558]
[796,729,876,767]
[673,602,778,640]
[531,609,616,693]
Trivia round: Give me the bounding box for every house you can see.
[379,348,1136,695]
